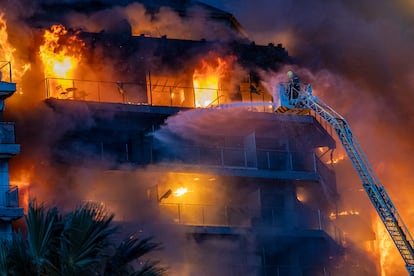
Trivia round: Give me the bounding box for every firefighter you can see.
[287,70,300,101]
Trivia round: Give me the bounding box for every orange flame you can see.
[192,56,235,107]
[374,216,405,276]
[0,14,15,64]
[174,187,188,197]
[39,24,84,79]
[328,154,347,164]
[329,210,360,220]
[0,13,30,87]
[316,147,347,165]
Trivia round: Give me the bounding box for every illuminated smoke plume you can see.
[205,0,414,274]
[0,1,257,273]
[65,2,242,41]
[2,0,413,274]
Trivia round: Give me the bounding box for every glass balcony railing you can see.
[0,61,13,83]
[158,203,344,244]
[171,263,329,276]
[157,146,331,174]
[44,77,274,112]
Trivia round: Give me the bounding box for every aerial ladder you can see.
[276,81,414,275]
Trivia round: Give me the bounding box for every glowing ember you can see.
[39,24,84,78]
[192,55,235,107]
[174,187,188,197]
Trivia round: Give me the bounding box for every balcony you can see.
[0,61,16,99]
[155,146,336,183]
[44,76,274,111]
[159,202,344,244]
[0,185,24,221]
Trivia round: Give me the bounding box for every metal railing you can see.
[158,146,333,174]
[0,185,19,207]
[159,203,344,244]
[5,186,19,207]
[45,78,148,105]
[0,61,12,83]
[171,263,330,276]
[44,76,276,111]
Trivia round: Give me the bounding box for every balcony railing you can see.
[159,203,344,244]
[157,146,332,174]
[5,186,19,207]
[159,203,320,229]
[44,77,274,111]
[172,263,330,276]
[0,61,13,83]
[0,185,19,207]
[45,78,148,105]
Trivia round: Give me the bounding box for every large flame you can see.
[39,24,84,79]
[0,13,30,86]
[374,216,405,276]
[0,14,15,64]
[192,56,234,107]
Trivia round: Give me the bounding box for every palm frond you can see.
[26,199,62,272]
[7,233,37,275]
[104,235,164,276]
[59,202,116,274]
[0,239,10,276]
[132,260,167,276]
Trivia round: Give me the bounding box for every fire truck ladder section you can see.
[278,83,414,275]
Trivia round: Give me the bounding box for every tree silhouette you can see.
[0,200,166,276]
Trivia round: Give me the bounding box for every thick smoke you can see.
[2,0,413,274]
[0,1,254,273]
[203,0,414,274]
[65,2,241,41]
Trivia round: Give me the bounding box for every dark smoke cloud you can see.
[2,0,414,273]
[201,0,414,274]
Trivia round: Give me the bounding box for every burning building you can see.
[0,0,383,274]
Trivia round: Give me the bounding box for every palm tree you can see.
[0,200,166,276]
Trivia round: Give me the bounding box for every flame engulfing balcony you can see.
[45,71,273,110]
[0,61,17,101]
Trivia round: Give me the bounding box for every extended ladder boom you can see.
[278,83,414,275]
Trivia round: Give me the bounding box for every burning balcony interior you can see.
[41,31,284,108]
[1,0,381,274]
